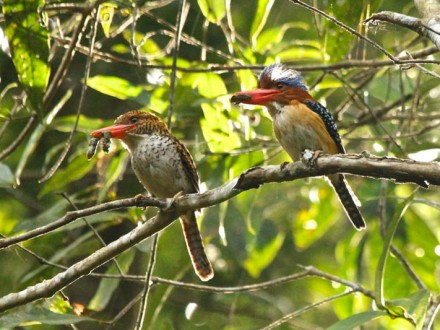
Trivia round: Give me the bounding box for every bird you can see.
[231,64,366,231]
[90,110,214,281]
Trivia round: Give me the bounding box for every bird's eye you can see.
[276,82,284,90]
[130,117,139,124]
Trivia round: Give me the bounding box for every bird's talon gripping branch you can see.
[280,161,290,171]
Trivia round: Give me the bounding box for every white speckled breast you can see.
[122,134,194,198]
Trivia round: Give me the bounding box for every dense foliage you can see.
[0,0,439,329]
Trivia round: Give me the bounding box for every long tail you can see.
[329,174,366,231]
[180,213,214,281]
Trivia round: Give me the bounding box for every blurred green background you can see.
[0,0,439,329]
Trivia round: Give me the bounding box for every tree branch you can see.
[0,154,438,312]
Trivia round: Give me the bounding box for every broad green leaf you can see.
[3,0,50,114]
[0,162,14,187]
[88,249,136,311]
[98,3,117,38]
[277,47,322,61]
[255,22,310,51]
[200,102,241,152]
[39,153,95,197]
[236,69,258,91]
[243,219,284,278]
[375,192,414,311]
[51,115,109,133]
[390,289,431,329]
[87,75,143,100]
[0,307,92,328]
[15,89,72,186]
[327,311,388,330]
[250,0,275,47]
[194,72,227,98]
[197,0,225,24]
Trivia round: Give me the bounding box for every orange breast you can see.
[272,101,339,161]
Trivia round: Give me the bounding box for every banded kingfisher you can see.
[231,64,366,231]
[90,110,214,281]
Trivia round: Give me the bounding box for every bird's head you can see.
[91,110,169,140]
[231,64,314,110]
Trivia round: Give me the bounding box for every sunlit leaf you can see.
[250,0,275,47]
[3,0,50,114]
[98,3,117,38]
[200,102,241,152]
[194,72,227,98]
[197,0,225,24]
[87,75,143,100]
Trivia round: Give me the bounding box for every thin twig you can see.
[40,7,98,182]
[289,0,399,62]
[261,290,357,330]
[134,234,158,330]
[166,0,187,129]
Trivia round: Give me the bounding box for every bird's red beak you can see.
[91,124,137,139]
[231,89,282,106]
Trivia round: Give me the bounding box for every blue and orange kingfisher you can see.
[231,64,366,230]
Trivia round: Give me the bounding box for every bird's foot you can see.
[301,149,322,167]
[163,191,184,211]
[280,161,290,171]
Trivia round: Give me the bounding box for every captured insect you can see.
[87,131,112,160]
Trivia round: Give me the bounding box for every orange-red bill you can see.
[90,124,137,139]
[231,89,281,106]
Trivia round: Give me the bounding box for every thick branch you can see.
[0,154,439,251]
[0,154,438,312]
[0,211,176,312]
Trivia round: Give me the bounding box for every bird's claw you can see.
[280,161,290,171]
[301,149,322,167]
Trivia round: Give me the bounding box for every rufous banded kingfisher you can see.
[91,110,214,281]
[231,64,366,231]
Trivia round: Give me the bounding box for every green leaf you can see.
[3,0,50,113]
[87,75,143,100]
[250,0,275,47]
[243,219,285,278]
[197,0,225,24]
[51,115,109,134]
[375,192,414,310]
[200,102,241,152]
[327,311,388,330]
[0,163,14,187]
[88,249,136,311]
[15,89,72,186]
[391,289,431,329]
[194,72,227,98]
[0,307,92,328]
[98,3,117,38]
[39,153,95,197]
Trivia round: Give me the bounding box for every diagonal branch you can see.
[0,154,439,312]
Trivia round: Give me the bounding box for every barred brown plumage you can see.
[90,110,214,281]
